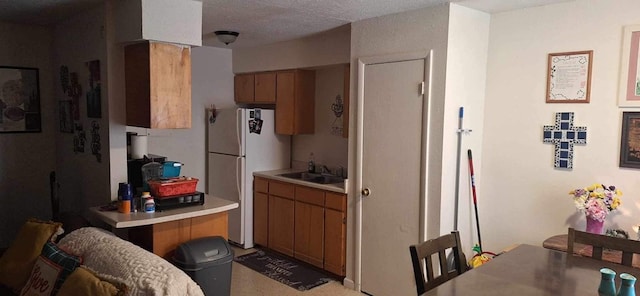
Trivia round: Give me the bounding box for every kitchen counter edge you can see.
[253,169,348,194]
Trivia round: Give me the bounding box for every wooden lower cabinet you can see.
[294,186,325,268]
[254,176,346,276]
[268,194,295,256]
[324,192,347,276]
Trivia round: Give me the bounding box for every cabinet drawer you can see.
[295,186,324,206]
[254,177,269,193]
[325,192,346,212]
[269,181,294,199]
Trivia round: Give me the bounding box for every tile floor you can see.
[230,246,364,296]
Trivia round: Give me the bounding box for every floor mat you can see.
[234,248,331,291]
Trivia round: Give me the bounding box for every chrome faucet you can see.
[321,165,331,175]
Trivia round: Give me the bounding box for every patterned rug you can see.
[234,248,331,291]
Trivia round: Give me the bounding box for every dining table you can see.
[422,244,640,295]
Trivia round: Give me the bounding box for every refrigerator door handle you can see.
[236,108,242,155]
[236,156,243,201]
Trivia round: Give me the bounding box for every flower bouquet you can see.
[569,183,622,234]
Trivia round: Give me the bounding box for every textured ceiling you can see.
[0,0,573,48]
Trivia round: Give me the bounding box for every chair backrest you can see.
[567,227,640,266]
[409,231,468,295]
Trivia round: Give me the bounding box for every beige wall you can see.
[481,0,640,251]
[0,22,55,247]
[292,65,349,172]
[232,25,350,73]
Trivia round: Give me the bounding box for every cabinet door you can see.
[254,72,276,103]
[325,192,346,276]
[275,71,295,134]
[268,195,295,256]
[234,74,254,103]
[294,186,325,268]
[254,192,269,246]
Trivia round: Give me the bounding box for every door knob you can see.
[361,188,371,196]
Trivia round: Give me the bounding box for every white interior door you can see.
[359,57,428,295]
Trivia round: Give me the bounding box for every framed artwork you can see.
[546,50,593,103]
[0,66,41,133]
[618,25,640,107]
[620,112,640,168]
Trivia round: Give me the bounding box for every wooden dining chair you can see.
[567,227,640,267]
[409,231,468,295]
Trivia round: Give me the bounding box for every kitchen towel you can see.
[131,135,148,159]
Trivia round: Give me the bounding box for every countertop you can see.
[90,195,238,228]
[254,169,348,194]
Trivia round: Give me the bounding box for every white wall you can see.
[127,46,234,192]
[482,0,640,251]
[292,65,349,172]
[0,22,55,248]
[53,6,110,212]
[440,4,490,253]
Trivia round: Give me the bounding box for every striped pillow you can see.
[20,242,82,296]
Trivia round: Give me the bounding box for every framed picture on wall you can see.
[0,66,41,133]
[620,112,640,168]
[618,25,640,107]
[546,50,593,103]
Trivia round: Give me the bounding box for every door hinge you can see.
[419,81,425,95]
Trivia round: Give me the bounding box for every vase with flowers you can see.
[569,183,622,234]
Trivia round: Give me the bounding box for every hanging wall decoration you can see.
[618,25,640,107]
[73,122,86,153]
[86,60,101,118]
[59,100,73,133]
[543,112,587,169]
[90,120,101,162]
[330,94,344,136]
[0,66,41,133]
[546,51,592,103]
[619,112,640,168]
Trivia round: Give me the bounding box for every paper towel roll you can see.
[131,135,148,159]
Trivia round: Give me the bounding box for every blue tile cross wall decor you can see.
[543,112,587,169]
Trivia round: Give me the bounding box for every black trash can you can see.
[173,236,234,296]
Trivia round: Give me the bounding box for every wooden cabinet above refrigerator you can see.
[125,41,192,129]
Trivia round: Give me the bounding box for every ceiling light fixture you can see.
[214,30,239,45]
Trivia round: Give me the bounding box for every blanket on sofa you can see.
[58,227,204,296]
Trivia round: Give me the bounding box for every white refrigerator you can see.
[207,108,290,249]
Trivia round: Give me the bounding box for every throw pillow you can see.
[0,219,62,292]
[20,242,81,296]
[57,267,125,296]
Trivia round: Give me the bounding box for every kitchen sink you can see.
[278,172,344,185]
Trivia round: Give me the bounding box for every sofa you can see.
[0,219,205,295]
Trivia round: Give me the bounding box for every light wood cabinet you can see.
[234,72,276,104]
[294,186,325,268]
[254,176,347,276]
[276,70,315,135]
[254,178,269,246]
[234,74,254,104]
[324,192,347,276]
[268,181,295,256]
[255,72,276,103]
[125,41,191,129]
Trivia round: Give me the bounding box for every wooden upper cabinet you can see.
[254,72,276,103]
[125,41,192,129]
[234,74,255,104]
[234,72,276,104]
[276,70,315,135]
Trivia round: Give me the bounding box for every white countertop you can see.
[90,195,238,228]
[253,169,348,194]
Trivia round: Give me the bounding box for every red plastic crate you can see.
[148,177,198,197]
